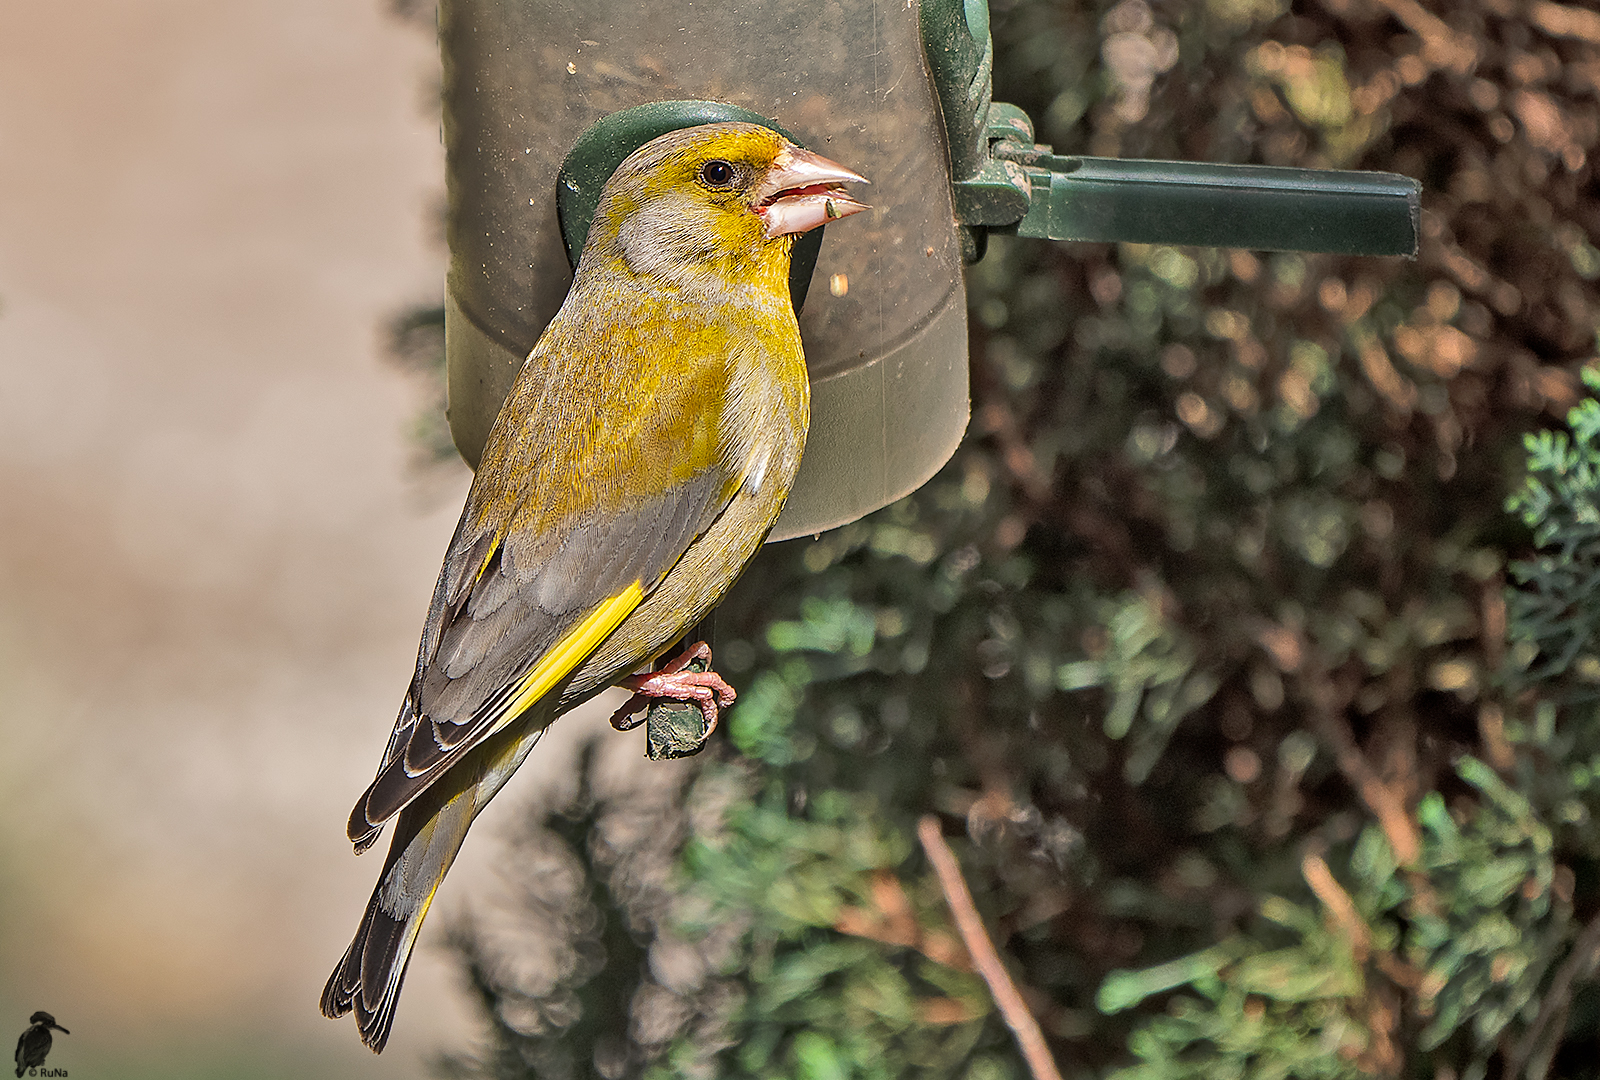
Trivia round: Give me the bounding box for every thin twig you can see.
[1506,906,1600,1078]
[918,815,1065,1080]
[1302,851,1371,962]
[1306,674,1421,865]
[834,869,973,971]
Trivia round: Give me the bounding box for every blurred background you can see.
[0,1,621,1076]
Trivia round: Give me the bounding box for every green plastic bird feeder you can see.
[440,0,1419,541]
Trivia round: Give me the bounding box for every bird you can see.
[320,121,867,1052]
[14,1012,67,1078]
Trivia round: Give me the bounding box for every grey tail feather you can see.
[348,792,383,852]
[320,869,417,1053]
[346,695,421,850]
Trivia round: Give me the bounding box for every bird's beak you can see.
[755,146,870,239]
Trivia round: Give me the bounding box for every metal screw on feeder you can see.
[441,0,1419,542]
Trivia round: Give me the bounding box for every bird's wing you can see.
[348,340,743,847]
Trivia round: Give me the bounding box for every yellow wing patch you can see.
[474,536,502,590]
[499,582,645,722]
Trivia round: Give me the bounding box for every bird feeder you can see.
[440,0,1419,541]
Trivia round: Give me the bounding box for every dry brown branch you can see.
[1373,950,1423,992]
[834,869,974,971]
[918,815,1064,1080]
[1481,579,1507,670]
[1478,702,1515,773]
[1368,0,1479,73]
[1301,849,1415,1076]
[1308,677,1422,865]
[918,997,984,1025]
[1302,851,1371,963]
[1360,990,1402,1077]
[1530,1,1600,46]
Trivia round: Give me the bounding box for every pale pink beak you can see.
[754,146,870,239]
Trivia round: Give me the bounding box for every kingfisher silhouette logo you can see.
[13,1012,68,1078]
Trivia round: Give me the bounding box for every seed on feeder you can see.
[830,273,849,297]
[566,61,577,74]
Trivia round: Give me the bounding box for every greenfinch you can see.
[320,122,867,1052]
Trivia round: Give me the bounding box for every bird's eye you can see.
[699,160,736,188]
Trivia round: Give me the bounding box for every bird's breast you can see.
[470,266,810,543]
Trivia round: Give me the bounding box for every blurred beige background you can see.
[0,1,620,1075]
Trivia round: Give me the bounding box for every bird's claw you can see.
[609,641,736,736]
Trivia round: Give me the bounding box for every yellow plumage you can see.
[320,122,866,1051]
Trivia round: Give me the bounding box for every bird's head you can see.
[27,1012,67,1033]
[582,122,868,293]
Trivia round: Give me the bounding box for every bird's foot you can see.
[609,642,736,739]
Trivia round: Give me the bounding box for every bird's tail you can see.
[322,709,550,1052]
[320,781,475,1052]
